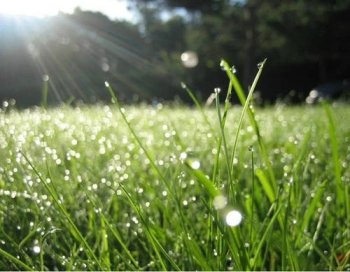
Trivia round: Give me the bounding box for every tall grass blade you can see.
[323,102,349,225]
[105,82,173,195]
[215,90,234,198]
[229,59,266,175]
[221,59,276,187]
[255,168,276,204]
[181,82,216,137]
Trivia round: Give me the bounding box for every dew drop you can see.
[231,66,237,73]
[180,82,187,89]
[33,245,41,254]
[181,51,198,68]
[213,195,227,210]
[257,62,264,69]
[179,152,187,161]
[220,60,226,71]
[42,74,49,82]
[189,160,201,170]
[225,210,242,227]
[104,81,110,88]
[214,87,221,94]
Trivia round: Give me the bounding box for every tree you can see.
[131,0,350,101]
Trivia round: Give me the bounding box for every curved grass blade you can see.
[185,161,219,198]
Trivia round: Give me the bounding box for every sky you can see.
[0,0,136,21]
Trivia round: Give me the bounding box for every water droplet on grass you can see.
[42,74,49,81]
[214,87,221,94]
[33,245,41,254]
[213,195,227,210]
[179,152,187,160]
[220,60,226,71]
[225,210,242,227]
[189,160,200,169]
[231,66,237,73]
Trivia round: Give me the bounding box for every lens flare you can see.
[181,51,198,68]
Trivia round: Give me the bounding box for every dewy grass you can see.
[20,152,105,270]
[0,61,350,270]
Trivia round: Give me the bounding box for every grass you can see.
[0,63,350,270]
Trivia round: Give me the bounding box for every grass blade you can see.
[185,161,219,198]
[255,168,276,204]
[0,247,33,271]
[323,102,349,226]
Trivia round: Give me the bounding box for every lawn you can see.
[1,100,349,270]
[0,63,350,270]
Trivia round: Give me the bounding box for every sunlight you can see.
[0,0,64,17]
[0,0,133,20]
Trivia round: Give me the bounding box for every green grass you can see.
[1,66,350,270]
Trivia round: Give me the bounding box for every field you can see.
[1,61,350,270]
[1,99,350,270]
